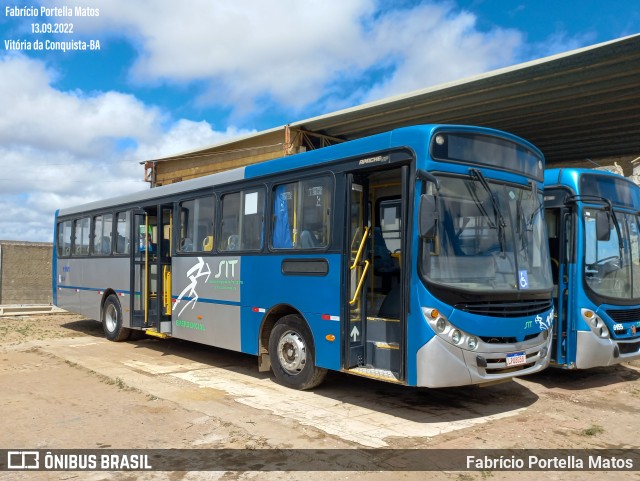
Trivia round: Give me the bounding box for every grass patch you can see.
[581,424,604,436]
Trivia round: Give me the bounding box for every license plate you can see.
[506,351,526,366]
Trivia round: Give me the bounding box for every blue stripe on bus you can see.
[59,286,243,308]
[58,286,130,295]
[174,297,242,307]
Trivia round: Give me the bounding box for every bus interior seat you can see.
[378,283,401,319]
[161,239,171,258]
[202,235,214,251]
[180,237,193,252]
[372,227,399,293]
[227,235,239,250]
[101,236,111,254]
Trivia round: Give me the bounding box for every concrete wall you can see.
[0,241,52,305]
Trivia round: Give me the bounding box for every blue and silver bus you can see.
[54,124,554,389]
[545,168,640,368]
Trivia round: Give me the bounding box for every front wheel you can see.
[102,294,131,341]
[269,315,327,390]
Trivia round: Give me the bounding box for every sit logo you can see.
[215,259,238,279]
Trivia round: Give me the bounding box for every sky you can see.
[0,0,638,242]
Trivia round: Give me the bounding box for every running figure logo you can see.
[174,257,211,317]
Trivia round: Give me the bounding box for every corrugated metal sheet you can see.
[293,34,640,163]
[150,34,640,167]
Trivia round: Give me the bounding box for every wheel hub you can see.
[104,304,117,332]
[277,331,307,375]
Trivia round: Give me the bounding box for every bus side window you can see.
[219,192,240,251]
[92,213,113,255]
[115,211,131,255]
[301,177,331,248]
[179,196,215,253]
[57,220,72,257]
[241,190,264,250]
[73,217,90,256]
[271,176,332,250]
[218,189,265,252]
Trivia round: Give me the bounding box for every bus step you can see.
[144,329,170,339]
[366,340,400,372]
[366,316,401,344]
[347,366,403,384]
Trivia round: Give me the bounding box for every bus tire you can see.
[269,315,327,390]
[102,295,131,342]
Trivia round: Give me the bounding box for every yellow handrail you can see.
[163,265,172,316]
[144,215,149,326]
[350,226,370,270]
[349,260,370,305]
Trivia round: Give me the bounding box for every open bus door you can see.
[344,166,408,382]
[545,190,573,366]
[131,205,173,336]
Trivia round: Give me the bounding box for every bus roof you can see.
[544,167,637,190]
[58,124,540,217]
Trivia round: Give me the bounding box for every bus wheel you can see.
[269,315,327,390]
[102,295,131,342]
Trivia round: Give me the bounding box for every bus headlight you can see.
[451,329,462,344]
[422,307,480,351]
[581,308,610,339]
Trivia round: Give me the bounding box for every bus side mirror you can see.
[596,210,611,242]
[419,194,439,239]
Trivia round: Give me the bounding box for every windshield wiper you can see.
[470,168,507,253]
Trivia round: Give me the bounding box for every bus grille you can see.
[619,341,640,355]
[606,308,640,323]
[455,299,553,318]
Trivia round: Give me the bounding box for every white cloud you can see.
[64,0,528,115]
[356,3,524,102]
[0,54,250,242]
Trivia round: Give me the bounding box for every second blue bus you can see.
[545,168,640,368]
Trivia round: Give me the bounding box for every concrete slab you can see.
[35,336,533,448]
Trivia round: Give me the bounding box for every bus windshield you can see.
[584,209,640,300]
[423,175,552,292]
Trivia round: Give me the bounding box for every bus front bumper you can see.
[575,331,640,369]
[415,331,552,388]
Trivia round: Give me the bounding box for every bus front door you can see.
[345,167,406,382]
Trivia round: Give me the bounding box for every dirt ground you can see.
[1,312,639,481]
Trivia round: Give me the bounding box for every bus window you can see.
[115,211,130,255]
[57,220,72,257]
[219,189,264,251]
[272,176,332,249]
[379,199,401,254]
[92,213,113,255]
[242,190,265,250]
[179,196,215,252]
[73,217,90,256]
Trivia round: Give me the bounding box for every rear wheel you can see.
[102,294,131,341]
[269,315,327,390]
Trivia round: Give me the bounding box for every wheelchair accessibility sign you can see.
[519,270,529,289]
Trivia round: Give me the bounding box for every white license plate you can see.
[506,351,526,366]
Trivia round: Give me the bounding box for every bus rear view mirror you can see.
[419,194,438,239]
[596,210,611,242]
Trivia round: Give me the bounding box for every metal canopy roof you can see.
[291,34,640,164]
